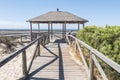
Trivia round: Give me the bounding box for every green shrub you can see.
[77,25,120,80]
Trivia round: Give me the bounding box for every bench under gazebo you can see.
[27,9,88,41]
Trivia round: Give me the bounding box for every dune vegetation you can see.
[77,25,120,80]
[0,36,17,54]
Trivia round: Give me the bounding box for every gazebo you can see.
[27,9,88,41]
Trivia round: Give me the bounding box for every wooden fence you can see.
[0,33,50,79]
[66,33,120,80]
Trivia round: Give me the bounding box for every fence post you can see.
[75,40,78,52]
[89,51,94,80]
[20,35,22,43]
[69,36,71,45]
[22,50,27,78]
[47,35,49,44]
[37,40,40,56]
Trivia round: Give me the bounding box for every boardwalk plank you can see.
[29,38,88,80]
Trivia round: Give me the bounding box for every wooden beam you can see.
[92,54,108,80]
[22,50,27,77]
[63,23,65,39]
[64,23,66,39]
[51,23,53,39]
[83,23,85,28]
[69,35,120,74]
[30,22,32,41]
[78,23,80,31]
[62,23,64,39]
[37,40,40,56]
[89,51,94,80]
[38,23,40,35]
[48,22,50,42]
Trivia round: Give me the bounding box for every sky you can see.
[0,0,120,29]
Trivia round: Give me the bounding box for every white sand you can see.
[0,41,36,80]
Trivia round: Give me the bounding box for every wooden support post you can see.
[43,35,45,45]
[64,23,66,39]
[69,37,72,45]
[38,23,40,35]
[78,23,80,31]
[30,22,33,41]
[89,51,94,80]
[75,40,78,52]
[20,35,22,43]
[62,23,64,39]
[22,50,27,78]
[51,23,53,39]
[62,23,66,39]
[37,40,40,56]
[83,23,85,28]
[48,23,50,42]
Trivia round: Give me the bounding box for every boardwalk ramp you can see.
[28,37,88,80]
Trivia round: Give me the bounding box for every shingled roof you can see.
[27,11,88,23]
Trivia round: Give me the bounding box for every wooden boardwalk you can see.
[28,38,88,80]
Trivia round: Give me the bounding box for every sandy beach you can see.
[0,39,36,80]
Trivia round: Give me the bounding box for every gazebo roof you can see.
[27,11,88,23]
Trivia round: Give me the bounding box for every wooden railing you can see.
[66,33,120,80]
[0,33,50,79]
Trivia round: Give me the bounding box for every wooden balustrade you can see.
[0,33,49,79]
[66,34,120,80]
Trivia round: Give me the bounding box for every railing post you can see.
[75,40,78,52]
[47,35,49,44]
[69,36,71,45]
[66,35,70,45]
[22,50,27,78]
[37,40,40,56]
[20,35,22,43]
[89,51,94,80]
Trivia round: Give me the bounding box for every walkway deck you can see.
[28,37,88,80]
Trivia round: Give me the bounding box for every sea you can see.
[0,29,77,35]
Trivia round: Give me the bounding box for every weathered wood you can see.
[76,41,89,75]
[37,40,40,56]
[0,34,48,67]
[30,22,32,41]
[92,54,108,80]
[89,51,94,80]
[20,35,22,43]
[22,50,27,76]
[62,23,64,39]
[66,35,70,45]
[38,23,40,35]
[0,37,39,67]
[43,35,45,45]
[83,23,84,28]
[27,42,39,74]
[75,40,78,52]
[29,39,88,80]
[78,23,80,30]
[48,23,50,42]
[68,35,120,73]
[51,23,53,39]
[64,22,66,39]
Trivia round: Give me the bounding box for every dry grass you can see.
[0,36,17,54]
[69,41,102,80]
[68,41,83,65]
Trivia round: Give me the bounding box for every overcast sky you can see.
[0,0,120,29]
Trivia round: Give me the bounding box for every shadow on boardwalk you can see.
[28,39,65,80]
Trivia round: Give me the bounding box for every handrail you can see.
[0,33,50,79]
[0,36,40,67]
[66,34,120,80]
